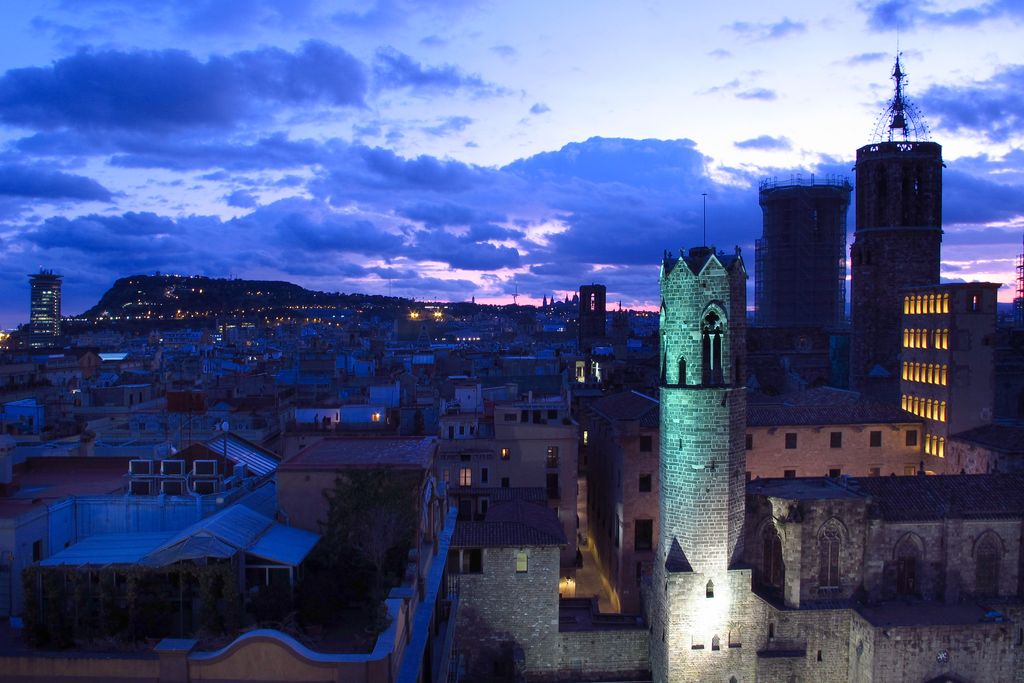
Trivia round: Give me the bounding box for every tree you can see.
[319,468,420,598]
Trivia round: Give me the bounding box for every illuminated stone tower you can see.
[850,56,942,399]
[649,245,754,682]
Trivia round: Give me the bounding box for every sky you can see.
[0,0,1022,327]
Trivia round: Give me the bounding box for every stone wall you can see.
[453,545,561,677]
[557,627,650,680]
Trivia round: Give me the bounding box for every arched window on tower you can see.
[678,356,687,386]
[701,311,724,386]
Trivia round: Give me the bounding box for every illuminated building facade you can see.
[899,282,999,473]
[29,270,62,348]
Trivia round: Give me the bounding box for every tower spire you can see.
[888,55,908,140]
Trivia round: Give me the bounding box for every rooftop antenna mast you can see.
[702,192,708,247]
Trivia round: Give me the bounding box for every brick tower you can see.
[850,56,942,399]
[649,245,754,682]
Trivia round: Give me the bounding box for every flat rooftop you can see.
[0,457,128,519]
[280,436,435,470]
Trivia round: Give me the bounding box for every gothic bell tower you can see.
[649,245,752,682]
[850,55,943,399]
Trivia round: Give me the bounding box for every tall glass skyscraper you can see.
[29,270,62,348]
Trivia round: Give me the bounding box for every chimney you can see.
[79,430,96,458]
[0,434,16,486]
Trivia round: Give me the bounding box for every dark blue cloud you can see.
[397,201,504,228]
[225,189,258,208]
[918,65,1024,143]
[736,88,777,101]
[373,47,503,96]
[422,116,473,137]
[0,41,365,132]
[529,103,551,115]
[734,135,791,151]
[862,0,1024,30]
[846,52,888,66]
[0,164,112,201]
[729,17,805,41]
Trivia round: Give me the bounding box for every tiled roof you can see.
[590,390,659,425]
[449,486,547,503]
[854,474,1024,521]
[281,436,435,470]
[951,424,1024,454]
[747,387,913,426]
[452,499,565,547]
[748,474,1024,522]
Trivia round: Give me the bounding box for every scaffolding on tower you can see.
[1015,232,1024,327]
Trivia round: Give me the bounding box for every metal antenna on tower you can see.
[702,193,708,247]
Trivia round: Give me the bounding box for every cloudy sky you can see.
[0,0,1022,327]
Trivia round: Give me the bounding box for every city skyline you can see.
[0,1,1022,328]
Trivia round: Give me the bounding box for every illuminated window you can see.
[903,329,910,348]
[903,296,911,314]
[583,430,589,446]
[546,446,559,469]
[938,437,945,458]
[939,401,946,423]
[942,293,949,313]
[459,468,472,487]
[929,293,936,313]
[942,329,949,350]
[941,365,948,386]
[371,412,381,423]
[516,550,528,573]
[902,362,908,380]
[500,447,510,460]
[901,394,908,411]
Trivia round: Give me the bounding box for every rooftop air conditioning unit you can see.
[161,459,185,476]
[193,460,217,477]
[160,479,185,496]
[192,479,217,495]
[129,459,153,476]
[129,480,152,496]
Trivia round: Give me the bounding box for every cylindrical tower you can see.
[850,56,942,398]
[755,176,852,327]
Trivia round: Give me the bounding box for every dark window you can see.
[785,433,797,449]
[976,535,1001,596]
[745,471,752,482]
[711,635,720,651]
[458,499,473,520]
[546,473,560,499]
[784,469,796,479]
[905,430,918,447]
[465,548,483,573]
[830,432,842,448]
[819,523,841,589]
[745,434,753,450]
[479,498,489,517]
[520,409,529,422]
[546,446,559,469]
[870,431,882,448]
[640,435,653,452]
[636,561,642,586]
[634,519,653,551]
[706,580,714,598]
[501,477,510,488]
[480,467,489,484]
[547,409,558,419]
[503,413,516,422]
[32,540,42,562]
[639,474,652,493]
[761,526,784,591]
[828,468,841,478]
[869,467,881,477]
[896,538,920,596]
